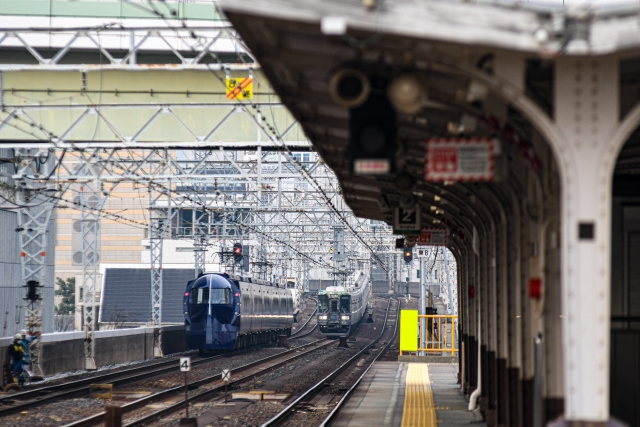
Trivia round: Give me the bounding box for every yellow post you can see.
[400,310,418,353]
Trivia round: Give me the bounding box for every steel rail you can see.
[0,350,227,415]
[259,298,399,427]
[290,323,318,339]
[319,299,401,427]
[0,332,311,417]
[290,297,318,337]
[60,339,332,427]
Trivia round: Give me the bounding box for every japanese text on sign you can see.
[425,137,498,182]
[417,228,448,246]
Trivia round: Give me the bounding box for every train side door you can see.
[239,283,252,334]
[264,288,273,330]
[254,284,263,331]
[276,289,283,329]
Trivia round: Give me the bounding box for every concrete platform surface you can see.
[332,361,485,427]
[332,361,407,427]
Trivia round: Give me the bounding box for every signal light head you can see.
[387,74,425,115]
[403,245,413,263]
[330,69,371,108]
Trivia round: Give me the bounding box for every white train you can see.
[317,271,370,337]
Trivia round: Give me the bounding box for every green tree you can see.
[55,277,75,315]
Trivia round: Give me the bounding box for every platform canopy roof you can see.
[221,0,640,56]
[219,0,640,238]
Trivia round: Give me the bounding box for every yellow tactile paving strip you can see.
[400,363,437,427]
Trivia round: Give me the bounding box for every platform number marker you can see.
[393,205,421,233]
[222,369,231,403]
[180,357,191,372]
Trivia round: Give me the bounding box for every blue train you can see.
[183,272,294,351]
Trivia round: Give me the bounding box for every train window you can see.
[340,295,350,313]
[193,288,207,304]
[211,289,230,304]
[318,295,329,313]
[193,288,230,305]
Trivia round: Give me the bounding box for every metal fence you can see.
[400,312,458,357]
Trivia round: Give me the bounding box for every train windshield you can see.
[318,294,329,313]
[192,288,230,305]
[340,295,350,313]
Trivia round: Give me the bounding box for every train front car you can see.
[184,273,240,350]
[184,273,294,352]
[317,271,370,338]
[317,288,351,337]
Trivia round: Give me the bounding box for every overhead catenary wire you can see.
[130,0,390,271]
[0,6,395,275]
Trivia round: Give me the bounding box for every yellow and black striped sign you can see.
[226,77,253,100]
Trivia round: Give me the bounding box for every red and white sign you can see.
[417,227,448,246]
[353,159,390,175]
[425,137,497,182]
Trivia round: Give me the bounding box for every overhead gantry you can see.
[0,23,396,372]
[221,1,640,425]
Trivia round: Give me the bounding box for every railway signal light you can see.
[403,245,413,263]
[349,95,397,175]
[233,243,243,264]
[342,75,397,176]
[24,280,41,301]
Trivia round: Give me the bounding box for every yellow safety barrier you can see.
[399,310,418,353]
[400,314,458,356]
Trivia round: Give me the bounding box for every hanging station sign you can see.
[425,137,499,182]
[393,205,421,234]
[416,227,448,246]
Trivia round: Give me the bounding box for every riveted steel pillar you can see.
[552,57,620,426]
[192,150,211,278]
[79,183,107,370]
[148,178,171,358]
[15,149,58,378]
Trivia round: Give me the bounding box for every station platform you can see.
[332,361,485,427]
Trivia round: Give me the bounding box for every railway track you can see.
[38,297,393,427]
[259,298,400,427]
[57,338,332,427]
[1,297,322,418]
[0,351,225,416]
[319,299,400,427]
[290,297,318,337]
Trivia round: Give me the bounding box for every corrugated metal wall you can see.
[0,149,56,337]
[0,209,56,337]
[100,268,195,324]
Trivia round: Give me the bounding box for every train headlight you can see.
[319,315,328,320]
[341,315,350,321]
